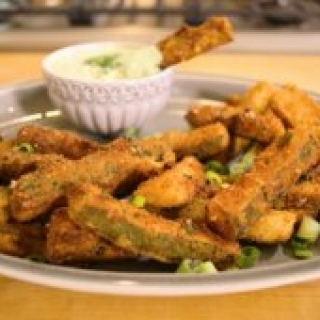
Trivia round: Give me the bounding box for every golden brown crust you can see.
[238,81,277,112]
[286,181,320,215]
[270,84,320,127]
[185,102,239,128]
[241,209,297,243]
[47,208,131,263]
[160,123,230,160]
[208,125,320,240]
[0,186,9,225]
[0,150,65,183]
[16,125,99,159]
[134,156,205,208]
[0,223,45,257]
[67,184,240,265]
[235,108,285,143]
[10,142,175,222]
[158,17,233,68]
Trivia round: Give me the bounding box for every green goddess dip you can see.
[51,44,162,81]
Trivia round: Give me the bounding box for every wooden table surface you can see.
[1,51,320,320]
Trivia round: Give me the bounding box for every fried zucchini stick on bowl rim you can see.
[158,16,233,68]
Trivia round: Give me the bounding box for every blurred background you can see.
[1,0,320,52]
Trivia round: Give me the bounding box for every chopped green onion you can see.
[228,146,256,180]
[13,142,35,153]
[296,216,320,243]
[123,127,140,140]
[85,54,118,68]
[176,259,217,274]
[194,261,217,274]
[130,195,146,208]
[292,248,314,259]
[237,246,260,269]
[205,170,223,186]
[290,236,309,250]
[289,217,320,260]
[206,160,229,175]
[289,236,314,259]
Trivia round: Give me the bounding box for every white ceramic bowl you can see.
[42,42,174,134]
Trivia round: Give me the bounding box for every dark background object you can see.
[1,0,320,29]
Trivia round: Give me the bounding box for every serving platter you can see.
[0,73,320,296]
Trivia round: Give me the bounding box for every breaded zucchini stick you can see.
[185,82,277,129]
[47,208,131,263]
[177,197,208,222]
[134,157,205,208]
[286,181,320,215]
[185,101,238,128]
[208,125,320,240]
[160,123,230,160]
[0,223,45,257]
[304,162,320,183]
[11,143,174,222]
[0,140,14,154]
[238,81,277,112]
[131,138,176,167]
[174,181,219,221]
[158,17,233,68]
[0,150,65,183]
[241,209,297,243]
[68,185,240,265]
[16,125,99,159]
[235,108,285,143]
[0,187,9,224]
[270,84,320,127]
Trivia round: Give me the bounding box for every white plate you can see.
[0,73,320,296]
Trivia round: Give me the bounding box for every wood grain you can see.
[1,51,320,320]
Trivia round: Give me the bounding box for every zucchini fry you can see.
[0,150,65,183]
[67,184,240,265]
[47,208,131,263]
[238,81,277,112]
[185,101,238,128]
[16,125,99,159]
[286,181,320,215]
[134,157,205,208]
[208,125,320,240]
[0,223,45,258]
[0,186,9,225]
[158,16,233,68]
[160,123,230,160]
[235,108,285,143]
[270,84,320,127]
[11,143,174,222]
[241,209,297,243]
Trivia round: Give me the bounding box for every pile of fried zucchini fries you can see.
[0,80,320,272]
